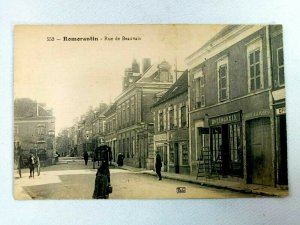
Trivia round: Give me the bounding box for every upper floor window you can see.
[37,124,45,135]
[169,109,174,129]
[247,38,263,92]
[181,106,187,127]
[159,112,164,131]
[14,126,19,135]
[194,69,205,108]
[217,56,229,102]
[277,47,285,86]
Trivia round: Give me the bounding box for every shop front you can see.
[208,111,243,177]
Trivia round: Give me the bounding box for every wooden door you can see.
[247,118,272,185]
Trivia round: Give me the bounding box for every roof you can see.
[104,103,117,116]
[186,25,239,61]
[152,69,188,108]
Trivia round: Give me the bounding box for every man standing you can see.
[83,151,89,166]
[155,151,162,180]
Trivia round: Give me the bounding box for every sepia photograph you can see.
[13,24,288,200]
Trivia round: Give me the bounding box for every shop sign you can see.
[244,109,271,120]
[198,127,209,134]
[276,107,286,115]
[155,133,167,141]
[209,112,241,126]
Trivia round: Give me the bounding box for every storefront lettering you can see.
[276,107,286,115]
[244,110,271,120]
[155,133,167,141]
[209,112,241,126]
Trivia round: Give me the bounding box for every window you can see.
[211,127,222,162]
[37,124,45,135]
[217,56,229,102]
[201,95,205,107]
[14,126,19,135]
[181,106,187,127]
[169,109,174,129]
[159,112,164,131]
[249,49,261,91]
[277,47,285,86]
[229,124,242,163]
[169,144,174,164]
[182,144,189,165]
[247,38,263,92]
[194,69,205,108]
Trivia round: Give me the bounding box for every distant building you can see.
[151,70,190,174]
[14,98,55,164]
[115,59,174,169]
[104,103,117,161]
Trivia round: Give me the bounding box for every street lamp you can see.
[86,130,90,153]
[48,129,55,164]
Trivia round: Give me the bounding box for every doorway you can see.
[278,115,288,185]
[246,118,272,185]
[174,143,179,173]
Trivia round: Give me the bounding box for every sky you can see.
[14,25,224,132]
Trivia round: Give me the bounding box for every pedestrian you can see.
[83,151,89,165]
[117,153,124,166]
[155,151,162,180]
[92,162,111,199]
[28,153,35,178]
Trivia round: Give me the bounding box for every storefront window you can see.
[229,124,242,162]
[182,144,189,165]
[211,127,222,161]
[169,144,174,164]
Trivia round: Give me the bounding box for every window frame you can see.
[277,47,285,87]
[246,37,264,92]
[217,56,229,102]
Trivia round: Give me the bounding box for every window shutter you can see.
[186,102,189,127]
[178,104,182,128]
[163,109,167,131]
[167,108,170,130]
[174,105,177,127]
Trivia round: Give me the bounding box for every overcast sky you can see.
[14,25,224,133]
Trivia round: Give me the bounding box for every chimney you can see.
[142,58,151,73]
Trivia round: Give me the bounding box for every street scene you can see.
[14,25,288,199]
[15,157,260,199]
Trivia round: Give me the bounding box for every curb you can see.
[117,166,283,197]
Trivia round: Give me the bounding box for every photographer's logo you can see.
[176,187,186,193]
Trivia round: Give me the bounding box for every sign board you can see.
[276,107,286,115]
[209,111,241,126]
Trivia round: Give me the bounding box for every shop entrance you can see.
[210,123,242,176]
[174,143,179,173]
[278,115,288,185]
[246,117,272,185]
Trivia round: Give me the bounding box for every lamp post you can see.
[48,129,55,164]
[86,130,90,153]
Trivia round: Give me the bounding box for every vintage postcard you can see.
[14,25,288,199]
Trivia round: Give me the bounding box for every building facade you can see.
[14,99,55,165]
[270,25,287,186]
[186,25,286,187]
[152,70,190,174]
[104,103,118,162]
[115,59,173,169]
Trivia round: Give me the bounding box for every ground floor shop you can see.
[115,125,154,169]
[154,130,190,175]
[190,92,278,186]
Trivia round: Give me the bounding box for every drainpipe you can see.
[266,25,276,187]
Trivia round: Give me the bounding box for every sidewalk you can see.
[117,164,288,197]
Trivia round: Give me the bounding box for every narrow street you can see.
[14,158,258,199]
